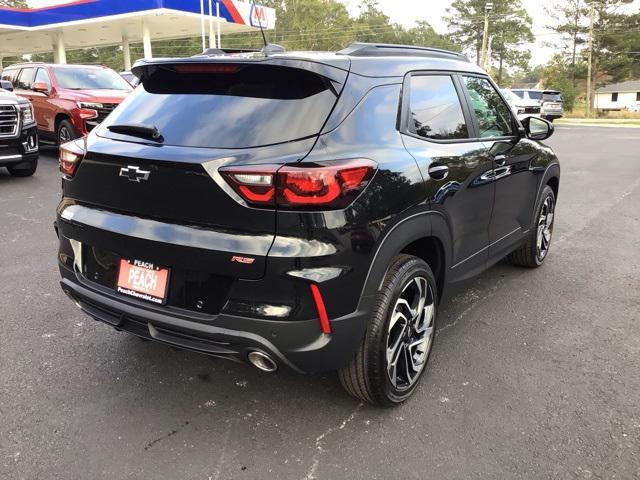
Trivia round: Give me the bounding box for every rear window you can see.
[99,64,338,149]
[543,92,562,102]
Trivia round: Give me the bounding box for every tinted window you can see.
[408,75,468,140]
[34,68,51,90]
[527,91,543,101]
[464,76,515,138]
[52,67,131,90]
[543,92,562,102]
[511,90,524,99]
[612,92,618,102]
[636,92,640,101]
[99,64,338,149]
[16,67,35,90]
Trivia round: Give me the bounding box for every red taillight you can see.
[59,139,86,177]
[219,159,376,210]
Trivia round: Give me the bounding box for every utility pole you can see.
[586,2,595,119]
[480,2,493,69]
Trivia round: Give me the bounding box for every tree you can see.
[445,0,533,81]
[584,1,640,110]
[489,5,534,85]
[0,0,28,7]
[544,0,589,83]
[541,55,580,110]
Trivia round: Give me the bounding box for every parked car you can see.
[501,88,541,119]
[0,79,14,91]
[55,43,560,406]
[511,88,563,122]
[119,71,140,87]
[1,63,132,145]
[0,87,38,176]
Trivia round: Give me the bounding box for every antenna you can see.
[251,0,268,50]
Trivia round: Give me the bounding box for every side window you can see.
[611,92,618,102]
[16,68,35,90]
[34,68,51,90]
[1,68,18,83]
[408,75,469,140]
[463,76,515,138]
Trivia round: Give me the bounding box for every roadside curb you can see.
[555,122,640,128]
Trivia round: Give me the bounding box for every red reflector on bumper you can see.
[309,283,331,334]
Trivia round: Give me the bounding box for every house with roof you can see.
[594,80,640,111]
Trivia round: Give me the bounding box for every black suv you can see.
[0,87,38,176]
[55,43,559,406]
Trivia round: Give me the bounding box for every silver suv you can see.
[511,89,563,122]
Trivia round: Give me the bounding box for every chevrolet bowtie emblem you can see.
[119,165,150,182]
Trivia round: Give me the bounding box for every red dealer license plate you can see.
[116,259,170,304]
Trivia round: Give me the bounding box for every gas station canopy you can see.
[0,0,276,67]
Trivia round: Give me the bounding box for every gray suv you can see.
[511,89,563,122]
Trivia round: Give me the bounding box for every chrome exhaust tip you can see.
[247,351,278,373]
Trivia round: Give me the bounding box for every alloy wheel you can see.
[536,196,554,261]
[386,276,435,391]
[58,126,71,145]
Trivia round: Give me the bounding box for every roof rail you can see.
[337,42,469,62]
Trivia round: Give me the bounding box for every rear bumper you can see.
[541,111,563,119]
[59,266,369,373]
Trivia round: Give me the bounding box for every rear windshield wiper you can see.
[107,123,164,142]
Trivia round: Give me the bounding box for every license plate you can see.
[116,259,170,304]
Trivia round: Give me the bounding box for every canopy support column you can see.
[142,20,152,59]
[208,0,216,48]
[53,32,67,64]
[122,36,131,71]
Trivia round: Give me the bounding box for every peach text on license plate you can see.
[116,259,170,304]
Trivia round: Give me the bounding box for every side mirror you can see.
[32,81,49,94]
[521,116,554,141]
[0,79,13,92]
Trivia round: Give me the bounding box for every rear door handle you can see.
[427,164,449,180]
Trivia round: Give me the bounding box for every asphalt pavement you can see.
[1,126,639,480]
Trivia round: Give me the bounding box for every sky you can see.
[27,0,640,67]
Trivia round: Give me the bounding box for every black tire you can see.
[509,185,556,268]
[57,119,77,146]
[7,158,38,177]
[339,254,437,406]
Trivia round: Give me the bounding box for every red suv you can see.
[1,63,132,145]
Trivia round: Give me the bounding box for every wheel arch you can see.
[358,210,452,309]
[54,113,73,135]
[546,174,559,200]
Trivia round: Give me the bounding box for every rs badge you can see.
[231,255,255,264]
